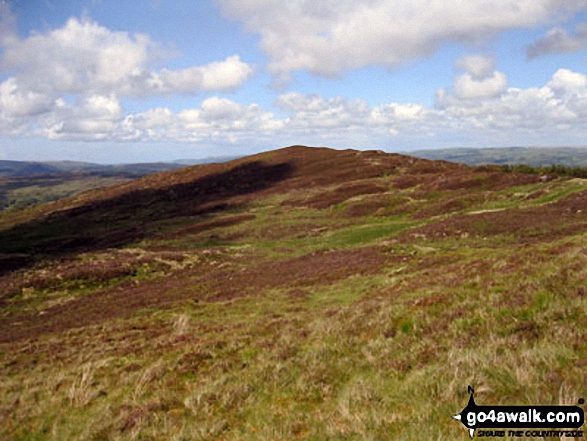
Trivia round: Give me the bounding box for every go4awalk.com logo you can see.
[453,386,585,438]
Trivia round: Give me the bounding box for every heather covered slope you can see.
[1,146,586,440]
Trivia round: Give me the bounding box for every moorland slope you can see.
[1,145,586,440]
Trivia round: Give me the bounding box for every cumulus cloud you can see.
[435,68,587,139]
[455,55,495,80]
[276,93,429,136]
[2,9,587,148]
[454,71,508,99]
[276,93,371,130]
[450,54,508,99]
[0,15,255,140]
[154,57,254,94]
[548,68,587,93]
[44,95,123,141]
[269,68,587,145]
[0,78,54,117]
[273,71,587,145]
[1,17,154,96]
[121,97,284,143]
[527,26,587,59]
[0,17,254,98]
[218,0,587,77]
[3,68,587,146]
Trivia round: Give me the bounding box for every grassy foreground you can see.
[1,146,586,440]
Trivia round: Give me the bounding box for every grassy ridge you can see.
[1,146,586,440]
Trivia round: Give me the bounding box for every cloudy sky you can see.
[1,0,587,163]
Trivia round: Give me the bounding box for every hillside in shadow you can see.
[0,160,293,274]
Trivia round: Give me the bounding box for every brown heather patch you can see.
[343,195,390,217]
[282,181,388,209]
[391,174,424,189]
[0,244,390,342]
[422,170,544,192]
[412,194,485,219]
[205,246,391,301]
[402,189,587,242]
[159,213,256,239]
[0,251,181,298]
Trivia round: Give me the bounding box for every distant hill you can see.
[0,156,239,211]
[0,160,63,177]
[0,160,185,178]
[171,156,242,166]
[409,146,587,166]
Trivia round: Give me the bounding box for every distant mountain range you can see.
[0,156,241,178]
[408,146,587,167]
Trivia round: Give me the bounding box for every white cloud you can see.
[218,0,587,77]
[455,55,495,80]
[267,68,587,146]
[6,68,587,146]
[450,54,508,99]
[44,94,123,141]
[0,17,254,98]
[199,96,247,120]
[273,93,433,146]
[0,15,255,141]
[1,17,154,95]
[548,68,587,93]
[122,97,283,143]
[152,56,254,94]
[0,78,54,117]
[527,27,586,59]
[454,71,508,99]
[435,69,587,138]
[2,8,587,149]
[276,93,372,130]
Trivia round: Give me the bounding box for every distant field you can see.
[0,174,134,211]
[409,146,587,167]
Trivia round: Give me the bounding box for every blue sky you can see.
[1,0,587,163]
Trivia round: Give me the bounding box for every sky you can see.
[0,0,587,163]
